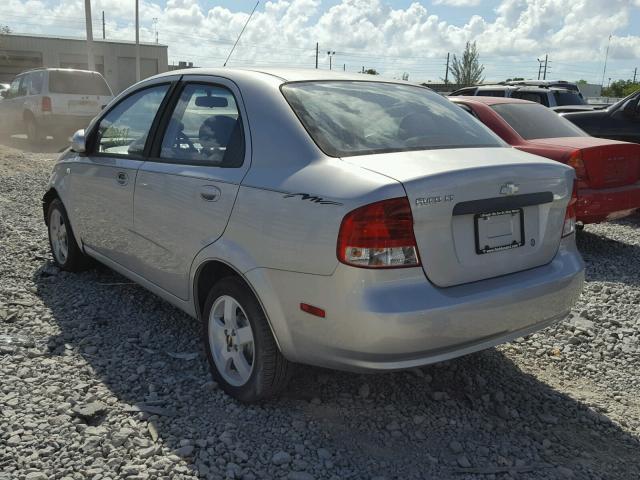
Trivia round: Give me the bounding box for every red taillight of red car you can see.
[337,197,420,268]
[562,181,578,237]
[567,150,588,189]
[42,96,52,113]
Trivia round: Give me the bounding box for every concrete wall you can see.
[0,33,168,93]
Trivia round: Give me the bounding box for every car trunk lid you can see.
[344,147,574,287]
[528,137,640,189]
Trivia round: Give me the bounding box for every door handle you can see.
[200,185,221,202]
[116,171,128,186]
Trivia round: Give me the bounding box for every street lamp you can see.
[327,51,336,70]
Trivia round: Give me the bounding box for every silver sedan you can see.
[43,68,584,402]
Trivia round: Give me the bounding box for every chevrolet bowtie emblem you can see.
[500,182,519,196]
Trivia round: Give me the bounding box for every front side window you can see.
[492,103,588,140]
[159,83,244,167]
[282,81,503,157]
[7,78,21,98]
[95,85,169,156]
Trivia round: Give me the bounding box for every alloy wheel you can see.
[208,295,255,386]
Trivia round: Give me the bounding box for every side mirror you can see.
[622,98,640,118]
[71,129,87,153]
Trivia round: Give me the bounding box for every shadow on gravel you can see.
[577,220,640,286]
[32,262,640,480]
[0,134,68,154]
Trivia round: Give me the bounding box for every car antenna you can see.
[223,1,259,67]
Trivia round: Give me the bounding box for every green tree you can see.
[362,68,379,75]
[450,41,485,86]
[602,79,640,97]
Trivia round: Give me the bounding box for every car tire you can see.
[25,116,44,145]
[47,198,91,271]
[202,276,292,402]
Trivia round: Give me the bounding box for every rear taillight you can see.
[567,150,588,189]
[42,96,52,113]
[562,181,578,237]
[337,197,420,268]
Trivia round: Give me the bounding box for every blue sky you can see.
[4,0,640,84]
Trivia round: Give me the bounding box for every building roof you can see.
[3,32,167,48]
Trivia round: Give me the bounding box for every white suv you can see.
[0,68,113,143]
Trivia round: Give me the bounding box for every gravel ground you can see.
[1,143,639,480]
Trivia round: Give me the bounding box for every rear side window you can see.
[511,91,549,107]
[282,81,503,157]
[492,103,588,140]
[95,85,169,156]
[476,90,506,97]
[159,83,244,167]
[28,71,44,95]
[49,71,112,96]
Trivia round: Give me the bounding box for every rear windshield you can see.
[492,103,588,140]
[553,90,585,106]
[48,71,112,96]
[281,81,503,157]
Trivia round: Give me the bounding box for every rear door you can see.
[131,77,250,300]
[600,93,640,144]
[69,80,173,266]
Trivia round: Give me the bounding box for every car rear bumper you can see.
[247,236,584,372]
[577,183,640,223]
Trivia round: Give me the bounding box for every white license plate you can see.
[474,209,524,254]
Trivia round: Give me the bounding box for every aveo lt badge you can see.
[415,194,454,206]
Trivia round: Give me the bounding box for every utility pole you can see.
[84,0,95,71]
[102,11,105,39]
[601,34,611,87]
[343,63,345,71]
[634,67,637,83]
[153,18,158,44]
[327,50,335,70]
[135,0,140,82]
[543,54,548,80]
[315,42,318,69]
[444,52,450,84]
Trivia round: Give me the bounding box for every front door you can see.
[0,76,25,136]
[70,82,171,266]
[601,93,640,143]
[131,79,250,300]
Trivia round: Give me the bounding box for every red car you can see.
[451,96,640,224]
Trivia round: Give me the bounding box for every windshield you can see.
[553,90,585,106]
[492,103,588,140]
[610,89,640,111]
[49,71,112,96]
[281,81,503,157]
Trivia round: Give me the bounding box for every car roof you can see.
[450,96,537,106]
[152,67,409,84]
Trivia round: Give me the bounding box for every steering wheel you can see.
[172,131,198,153]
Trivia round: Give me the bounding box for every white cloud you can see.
[432,0,481,6]
[2,0,639,82]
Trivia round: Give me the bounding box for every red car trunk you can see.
[451,97,640,224]
[527,137,640,189]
